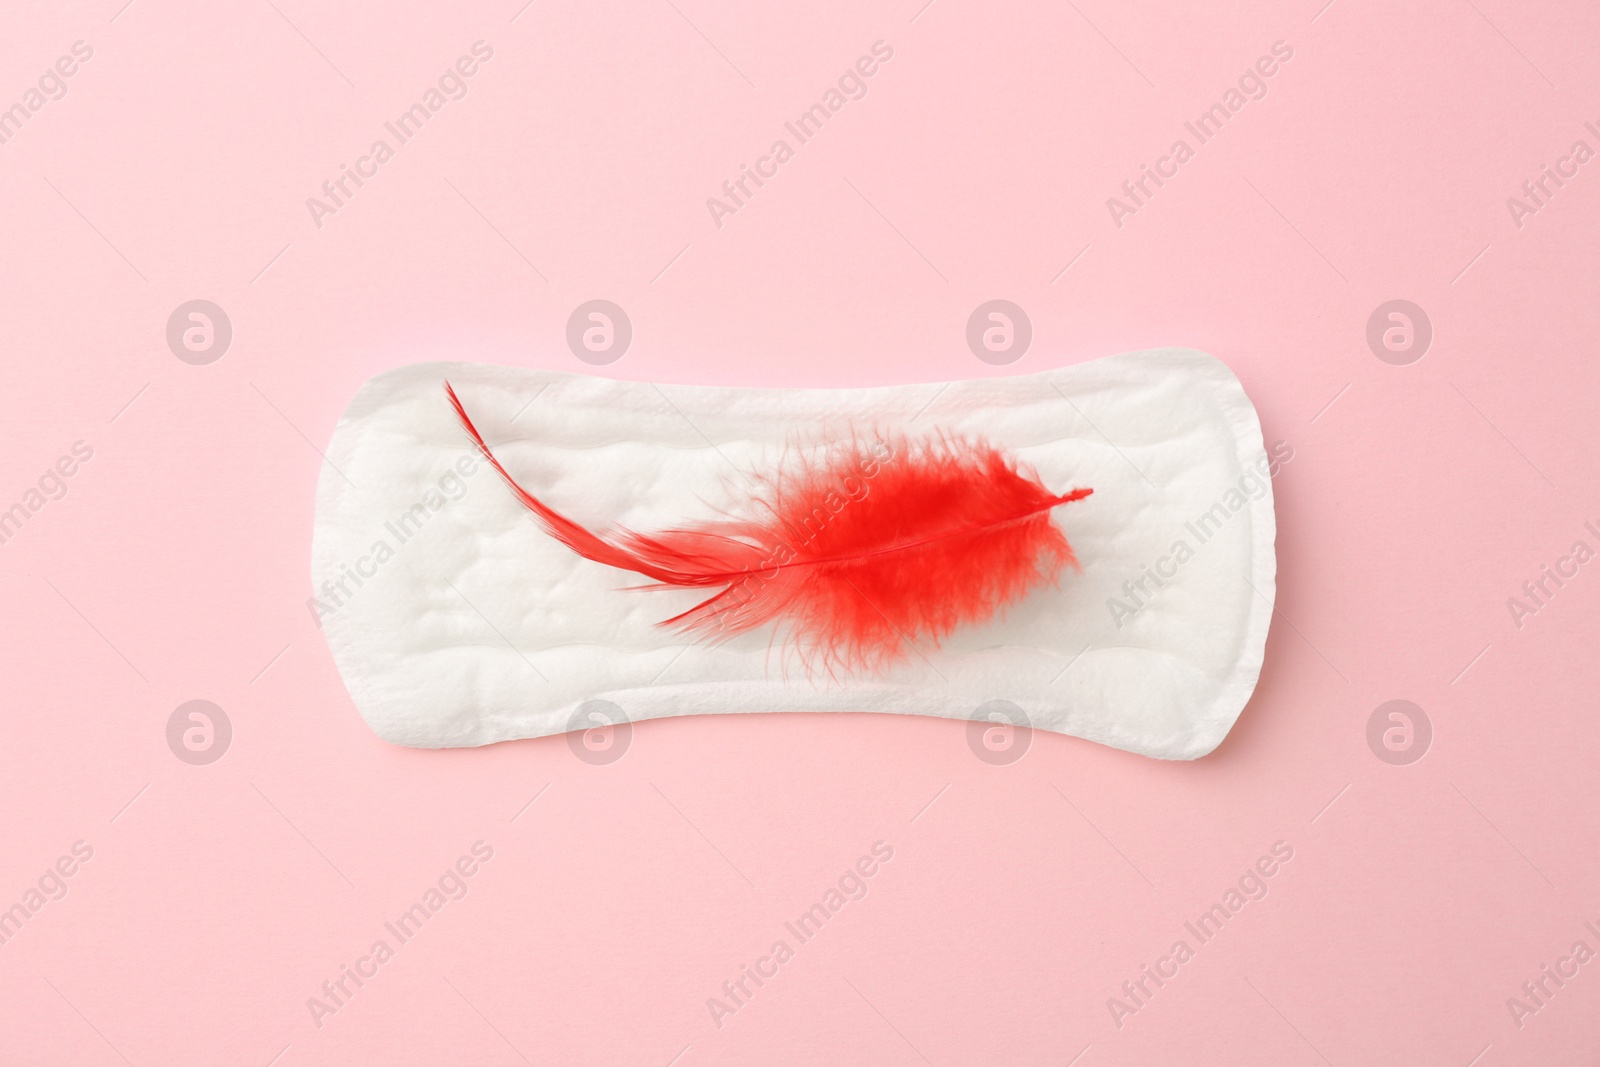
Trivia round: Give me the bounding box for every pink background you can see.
[4,0,1599,1063]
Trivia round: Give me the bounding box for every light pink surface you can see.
[3,1,1597,1063]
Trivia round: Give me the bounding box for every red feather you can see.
[446,382,1092,671]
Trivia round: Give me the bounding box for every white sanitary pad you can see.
[312,349,1276,759]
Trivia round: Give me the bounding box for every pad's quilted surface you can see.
[312,349,1277,759]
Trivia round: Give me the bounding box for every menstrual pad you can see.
[312,349,1277,759]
